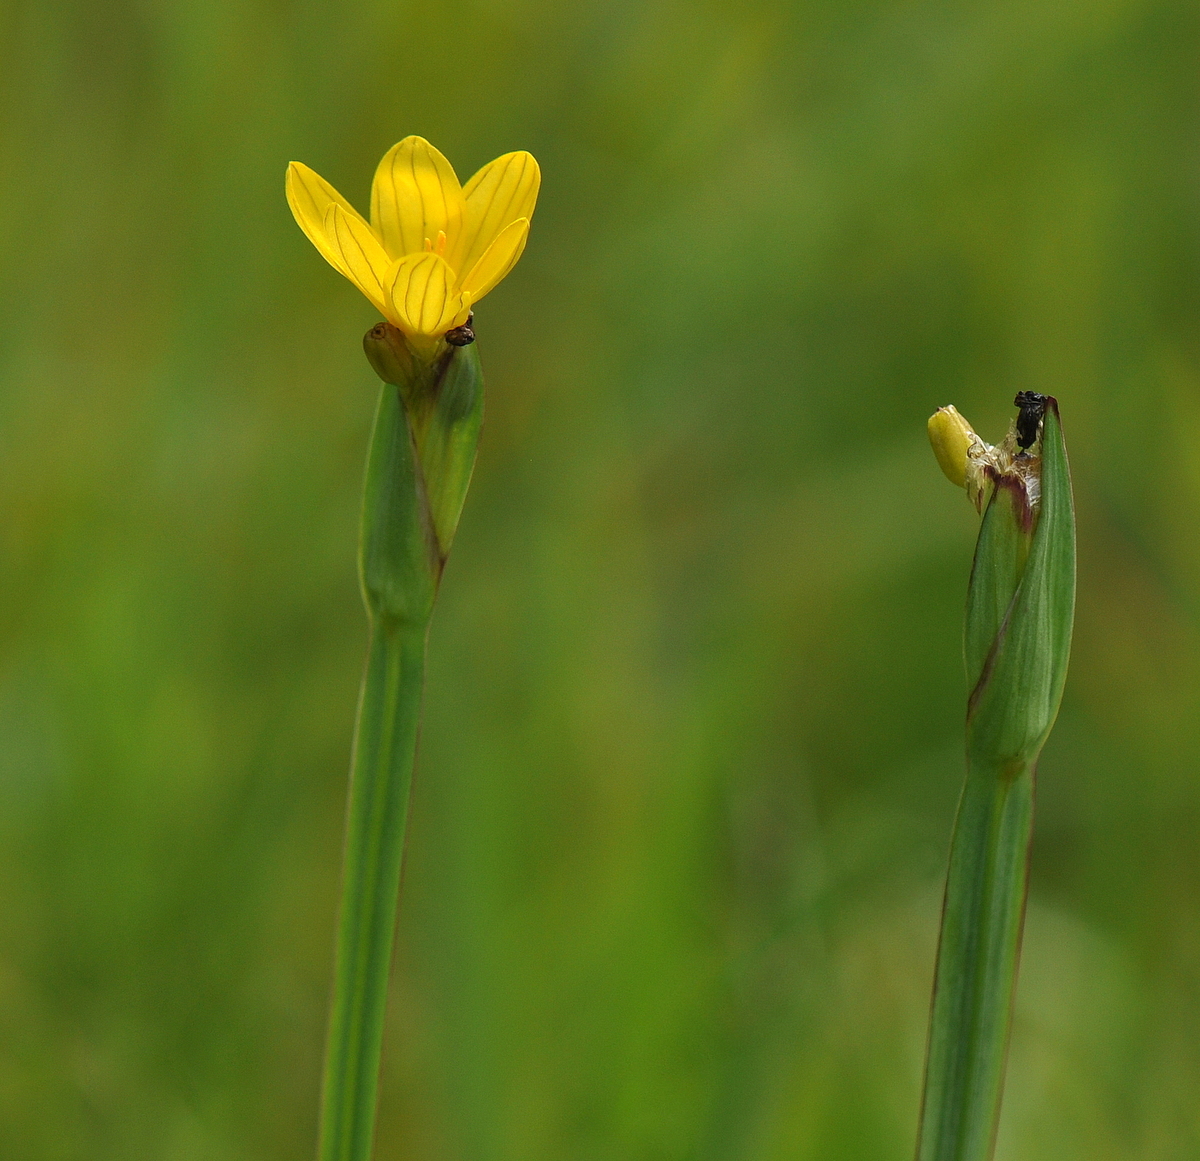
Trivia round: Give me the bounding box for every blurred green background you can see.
[1,0,1197,1157]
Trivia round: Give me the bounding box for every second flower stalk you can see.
[918,393,1075,1161]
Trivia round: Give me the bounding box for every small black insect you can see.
[1014,391,1047,451]
[444,312,476,347]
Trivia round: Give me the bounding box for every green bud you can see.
[363,321,421,387]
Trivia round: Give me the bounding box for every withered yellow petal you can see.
[321,204,392,316]
[286,162,372,272]
[370,137,466,261]
[928,405,980,489]
[457,151,540,276]
[460,218,530,302]
[387,252,470,336]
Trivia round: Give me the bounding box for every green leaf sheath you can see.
[916,401,1075,1161]
[319,340,484,1161]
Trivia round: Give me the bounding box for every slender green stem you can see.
[318,619,428,1161]
[315,337,484,1161]
[318,379,440,1161]
[915,758,1034,1161]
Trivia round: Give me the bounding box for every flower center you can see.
[423,230,448,257]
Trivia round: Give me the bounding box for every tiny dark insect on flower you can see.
[444,312,476,347]
[1014,391,1047,451]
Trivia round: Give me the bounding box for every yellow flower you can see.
[287,136,539,352]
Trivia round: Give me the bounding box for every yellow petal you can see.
[321,204,393,315]
[456,151,540,276]
[928,405,982,489]
[370,137,466,261]
[387,252,470,336]
[460,218,530,302]
[286,162,373,272]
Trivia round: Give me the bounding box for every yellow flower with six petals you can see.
[287,136,539,353]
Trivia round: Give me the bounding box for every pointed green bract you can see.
[356,380,438,629]
[319,332,484,1161]
[361,325,486,588]
[967,403,1075,768]
[404,342,485,562]
[963,477,1030,691]
[917,399,1075,1161]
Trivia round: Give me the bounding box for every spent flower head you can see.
[927,402,1041,513]
[287,136,539,356]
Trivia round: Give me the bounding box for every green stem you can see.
[916,758,1034,1161]
[318,379,439,1161]
[318,621,427,1161]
